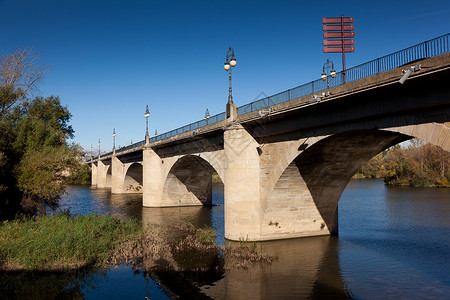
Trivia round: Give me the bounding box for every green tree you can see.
[66,163,92,185]
[12,96,78,213]
[0,48,82,216]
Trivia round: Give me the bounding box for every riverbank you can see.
[0,214,142,271]
[0,214,271,272]
[355,142,450,188]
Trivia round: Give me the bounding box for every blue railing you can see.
[97,33,449,160]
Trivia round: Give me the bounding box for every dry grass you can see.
[109,222,274,272]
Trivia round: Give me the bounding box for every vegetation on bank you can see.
[0,214,142,271]
[0,48,88,218]
[356,140,450,187]
[0,214,273,272]
[65,163,91,185]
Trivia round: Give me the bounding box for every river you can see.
[0,179,449,299]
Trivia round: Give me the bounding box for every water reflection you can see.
[36,181,450,299]
[142,206,213,229]
[0,269,106,299]
[198,237,350,300]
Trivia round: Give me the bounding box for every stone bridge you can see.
[89,52,450,241]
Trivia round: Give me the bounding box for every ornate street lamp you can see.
[98,139,101,158]
[204,108,210,124]
[224,47,237,104]
[90,144,93,161]
[321,59,336,89]
[145,105,150,143]
[112,128,116,153]
[224,47,238,122]
[154,129,158,137]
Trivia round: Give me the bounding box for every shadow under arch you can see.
[263,129,408,239]
[162,155,219,206]
[105,165,112,187]
[124,162,143,193]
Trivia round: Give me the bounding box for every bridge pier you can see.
[111,156,125,193]
[91,162,98,186]
[224,124,262,241]
[97,160,111,188]
[111,156,143,193]
[143,146,165,206]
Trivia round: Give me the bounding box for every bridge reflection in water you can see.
[140,204,349,299]
[212,237,348,300]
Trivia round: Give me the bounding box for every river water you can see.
[1,179,449,299]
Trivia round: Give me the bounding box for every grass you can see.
[0,215,273,272]
[0,214,142,271]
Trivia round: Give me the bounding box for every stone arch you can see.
[261,130,408,240]
[162,155,219,206]
[198,152,225,185]
[124,162,143,193]
[261,136,327,210]
[106,165,112,187]
[384,122,450,152]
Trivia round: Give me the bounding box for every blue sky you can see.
[1,0,449,152]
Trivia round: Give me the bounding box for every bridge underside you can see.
[162,155,215,206]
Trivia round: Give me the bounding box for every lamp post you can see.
[145,105,150,144]
[321,59,336,89]
[204,108,210,124]
[90,144,93,161]
[112,128,116,153]
[98,139,101,159]
[224,46,237,121]
[224,47,236,103]
[154,129,158,137]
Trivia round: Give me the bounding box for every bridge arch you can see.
[124,162,143,193]
[162,155,219,206]
[384,122,450,152]
[261,129,408,239]
[260,121,449,217]
[97,163,112,188]
[106,166,112,186]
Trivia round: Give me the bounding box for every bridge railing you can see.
[96,33,449,160]
[239,33,449,115]
[150,112,226,142]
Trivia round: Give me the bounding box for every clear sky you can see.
[0,0,448,152]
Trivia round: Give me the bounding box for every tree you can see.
[11,96,78,214]
[358,140,449,187]
[13,96,74,155]
[16,145,80,213]
[0,48,47,118]
[0,47,80,217]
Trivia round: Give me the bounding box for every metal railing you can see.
[95,33,449,160]
[239,33,449,114]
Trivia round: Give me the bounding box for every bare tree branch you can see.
[0,47,48,117]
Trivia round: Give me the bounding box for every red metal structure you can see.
[323,15,355,83]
